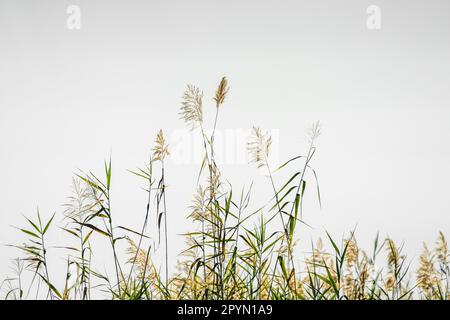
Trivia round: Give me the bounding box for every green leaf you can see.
[157,212,164,231]
[36,208,42,227]
[79,223,111,238]
[39,275,62,299]
[113,236,127,245]
[274,156,303,173]
[278,255,289,280]
[82,230,94,245]
[19,228,40,239]
[105,157,112,190]
[24,216,41,234]
[76,174,105,195]
[43,213,55,235]
[53,246,79,252]
[61,227,80,238]
[325,231,340,256]
[308,166,322,209]
[116,226,150,239]
[128,168,150,180]
[196,154,207,185]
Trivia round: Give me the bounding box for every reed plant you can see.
[1,77,449,300]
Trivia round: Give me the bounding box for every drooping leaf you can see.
[79,223,111,238]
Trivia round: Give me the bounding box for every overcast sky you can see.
[1,0,450,288]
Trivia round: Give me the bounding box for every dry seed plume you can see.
[435,231,448,265]
[126,237,155,280]
[417,243,439,297]
[385,238,403,270]
[180,84,203,129]
[308,121,322,143]
[152,129,169,162]
[248,127,272,169]
[63,178,98,222]
[344,237,359,268]
[189,186,209,222]
[214,76,229,106]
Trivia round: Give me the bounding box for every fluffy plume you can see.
[63,178,98,222]
[248,127,272,168]
[385,238,404,271]
[152,129,169,162]
[435,231,448,266]
[417,244,439,298]
[126,237,155,280]
[385,274,396,291]
[189,186,209,222]
[180,84,203,129]
[214,77,229,106]
[344,237,359,268]
[308,121,322,143]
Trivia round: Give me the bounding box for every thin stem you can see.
[39,221,52,300]
[289,140,315,220]
[162,162,169,288]
[127,159,153,289]
[266,161,297,297]
[104,188,125,297]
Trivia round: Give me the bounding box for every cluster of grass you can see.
[1,77,449,300]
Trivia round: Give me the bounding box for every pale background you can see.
[1,0,449,290]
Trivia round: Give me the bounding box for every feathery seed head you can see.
[126,237,155,280]
[63,178,98,222]
[189,186,209,222]
[385,238,404,270]
[152,129,169,162]
[385,274,396,291]
[214,77,229,107]
[248,127,272,168]
[206,164,221,199]
[343,273,356,299]
[180,84,203,130]
[435,231,448,265]
[344,237,359,268]
[417,243,439,297]
[308,121,322,143]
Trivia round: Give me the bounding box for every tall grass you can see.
[1,77,449,300]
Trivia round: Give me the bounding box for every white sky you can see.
[1,0,450,289]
